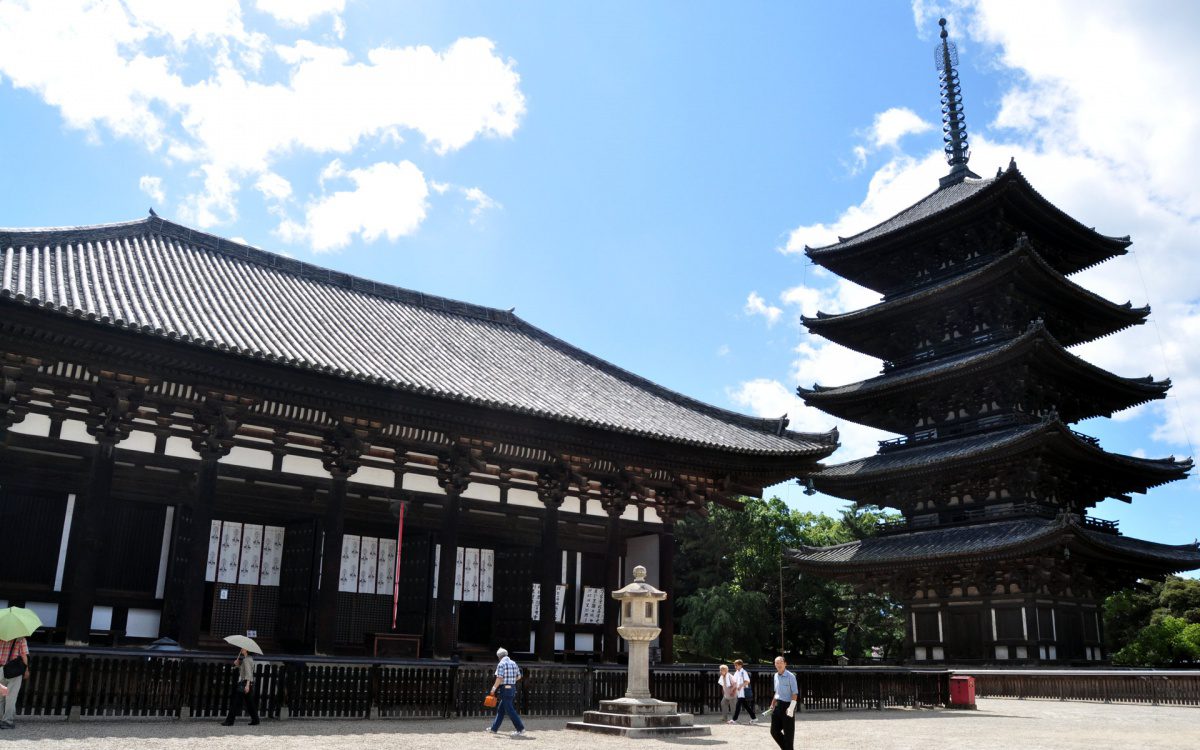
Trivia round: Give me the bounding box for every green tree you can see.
[677,583,770,661]
[1112,614,1200,666]
[1105,576,1200,665]
[674,496,904,663]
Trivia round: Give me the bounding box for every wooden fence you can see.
[967,670,1200,706]
[14,647,951,721]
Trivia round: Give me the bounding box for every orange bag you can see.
[483,693,498,708]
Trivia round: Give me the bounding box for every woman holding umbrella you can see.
[221,635,262,726]
[0,606,41,730]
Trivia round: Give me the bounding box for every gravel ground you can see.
[3,699,1198,750]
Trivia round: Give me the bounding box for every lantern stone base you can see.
[566,699,712,738]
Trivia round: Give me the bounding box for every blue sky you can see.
[1,1,1196,567]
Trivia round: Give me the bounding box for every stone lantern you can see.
[612,564,666,699]
[565,564,709,738]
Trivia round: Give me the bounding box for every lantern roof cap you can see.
[612,565,668,600]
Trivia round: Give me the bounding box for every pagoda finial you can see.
[935,18,977,187]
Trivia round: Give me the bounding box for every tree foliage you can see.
[677,583,769,662]
[1107,576,1200,666]
[674,497,904,664]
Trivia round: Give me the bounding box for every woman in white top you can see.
[717,664,737,723]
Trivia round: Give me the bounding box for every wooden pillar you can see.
[314,420,373,655]
[536,502,562,660]
[433,446,472,657]
[315,471,350,653]
[658,522,676,664]
[600,488,626,663]
[176,398,242,649]
[535,468,568,661]
[63,381,142,645]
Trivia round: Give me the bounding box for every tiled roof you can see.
[786,517,1061,567]
[1081,530,1200,566]
[806,162,1129,258]
[808,175,996,253]
[802,239,1149,354]
[812,418,1190,485]
[786,516,1200,570]
[801,323,1169,429]
[0,217,837,457]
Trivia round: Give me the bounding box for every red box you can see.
[949,675,976,708]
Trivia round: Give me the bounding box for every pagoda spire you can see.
[936,18,979,187]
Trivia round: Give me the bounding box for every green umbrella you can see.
[0,607,42,641]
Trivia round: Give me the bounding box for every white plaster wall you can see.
[462,482,500,502]
[560,495,581,514]
[620,504,639,522]
[224,446,274,470]
[8,412,50,436]
[281,454,326,478]
[354,465,394,488]
[585,501,607,518]
[508,487,542,509]
[25,601,58,627]
[403,472,443,495]
[59,419,96,444]
[164,436,197,459]
[122,430,157,454]
[643,507,662,524]
[126,608,161,638]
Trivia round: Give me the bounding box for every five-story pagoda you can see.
[786,20,1199,664]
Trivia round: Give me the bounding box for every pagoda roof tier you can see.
[785,515,1200,575]
[811,418,1191,508]
[0,217,837,459]
[804,162,1130,294]
[799,323,1169,433]
[802,237,1149,362]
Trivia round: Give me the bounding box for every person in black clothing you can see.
[222,649,260,726]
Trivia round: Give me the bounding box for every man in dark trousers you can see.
[768,656,798,750]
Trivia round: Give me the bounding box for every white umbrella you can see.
[223,634,263,655]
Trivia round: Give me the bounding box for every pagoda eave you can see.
[800,324,1171,433]
[810,419,1191,507]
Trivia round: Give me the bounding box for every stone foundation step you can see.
[565,721,712,738]
[597,699,681,715]
[581,710,695,728]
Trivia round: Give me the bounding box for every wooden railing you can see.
[14,647,952,720]
[965,670,1200,706]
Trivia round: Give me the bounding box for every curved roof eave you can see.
[802,322,1170,410]
[803,238,1148,338]
[804,162,1130,261]
[811,418,1191,487]
[0,216,839,459]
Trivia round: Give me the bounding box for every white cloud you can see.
[278,160,429,251]
[255,172,293,203]
[729,378,889,460]
[0,2,525,235]
[744,291,782,326]
[256,0,345,27]
[138,175,165,204]
[868,107,933,149]
[717,344,730,357]
[781,151,948,253]
[462,186,500,223]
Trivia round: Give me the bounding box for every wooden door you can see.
[275,519,319,650]
[492,547,536,651]
[945,609,984,661]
